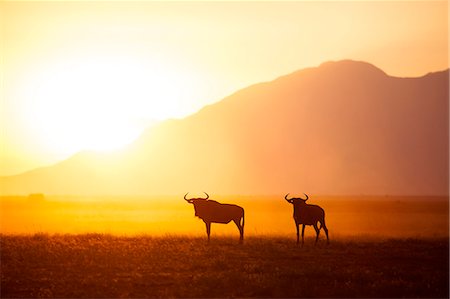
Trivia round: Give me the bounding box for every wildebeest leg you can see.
[301,224,306,247]
[233,219,244,243]
[321,219,329,244]
[313,223,320,245]
[205,221,211,242]
[296,222,300,245]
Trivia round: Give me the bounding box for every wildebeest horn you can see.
[184,193,191,202]
[285,193,293,203]
[204,192,209,200]
[302,193,309,201]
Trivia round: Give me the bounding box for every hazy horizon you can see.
[1,194,448,236]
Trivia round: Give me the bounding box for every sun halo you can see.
[19,55,191,155]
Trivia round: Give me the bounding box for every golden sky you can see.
[1,1,448,176]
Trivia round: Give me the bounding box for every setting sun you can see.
[17,53,200,154]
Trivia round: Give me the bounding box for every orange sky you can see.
[1,1,448,176]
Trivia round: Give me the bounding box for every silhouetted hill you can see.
[1,60,448,196]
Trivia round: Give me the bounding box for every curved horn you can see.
[302,193,309,201]
[184,193,191,202]
[285,193,293,203]
[203,192,209,200]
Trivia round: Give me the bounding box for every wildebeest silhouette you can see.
[284,193,329,246]
[184,192,244,243]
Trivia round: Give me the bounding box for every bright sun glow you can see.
[20,55,196,154]
[2,1,447,176]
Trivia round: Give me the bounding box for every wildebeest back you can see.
[293,204,325,225]
[194,200,244,224]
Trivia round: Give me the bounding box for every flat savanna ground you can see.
[1,235,448,298]
[1,196,448,297]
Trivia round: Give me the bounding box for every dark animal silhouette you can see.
[284,193,329,246]
[184,192,244,243]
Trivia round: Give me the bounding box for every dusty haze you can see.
[1,195,448,238]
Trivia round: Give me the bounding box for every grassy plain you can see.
[1,234,448,298]
[1,196,448,297]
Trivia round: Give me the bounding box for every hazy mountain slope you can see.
[1,60,448,196]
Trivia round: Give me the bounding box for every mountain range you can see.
[1,60,448,196]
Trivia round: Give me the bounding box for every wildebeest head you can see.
[284,193,309,204]
[184,192,209,203]
[184,192,210,217]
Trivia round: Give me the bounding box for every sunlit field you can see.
[1,196,448,298]
[1,196,448,237]
[1,235,448,298]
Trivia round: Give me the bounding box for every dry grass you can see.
[1,234,448,298]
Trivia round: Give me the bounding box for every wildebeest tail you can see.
[241,209,245,228]
[319,217,326,230]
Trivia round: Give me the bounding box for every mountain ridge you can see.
[1,60,448,196]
